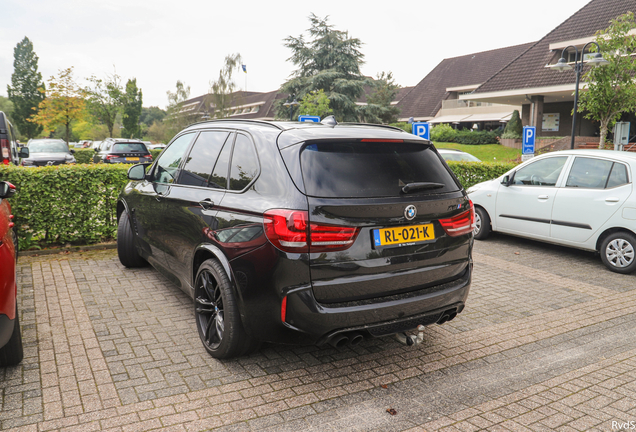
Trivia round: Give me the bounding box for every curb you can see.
[18,242,117,257]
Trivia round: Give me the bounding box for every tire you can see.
[0,305,24,366]
[600,231,636,274]
[473,206,491,240]
[117,210,147,268]
[194,259,260,359]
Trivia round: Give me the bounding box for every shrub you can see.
[454,129,501,145]
[502,110,522,139]
[431,124,457,142]
[73,149,95,164]
[0,164,129,247]
[446,161,517,189]
[388,122,412,133]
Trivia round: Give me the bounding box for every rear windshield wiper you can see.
[401,182,445,194]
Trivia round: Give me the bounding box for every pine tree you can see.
[280,14,366,122]
[502,110,523,139]
[122,78,143,139]
[7,37,45,138]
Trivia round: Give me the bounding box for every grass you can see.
[434,142,522,162]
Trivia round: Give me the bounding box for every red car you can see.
[0,181,23,366]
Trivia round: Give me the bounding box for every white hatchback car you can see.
[468,149,636,274]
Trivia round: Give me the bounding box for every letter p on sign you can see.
[412,122,430,140]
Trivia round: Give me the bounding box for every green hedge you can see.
[446,161,517,189]
[72,148,163,164]
[73,149,95,164]
[0,160,518,249]
[0,164,129,248]
[431,124,501,145]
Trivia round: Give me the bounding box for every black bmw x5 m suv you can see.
[117,119,473,358]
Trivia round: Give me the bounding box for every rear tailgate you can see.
[297,139,473,303]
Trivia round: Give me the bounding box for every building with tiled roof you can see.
[396,42,534,129]
[468,0,636,138]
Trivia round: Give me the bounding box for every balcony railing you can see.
[442,100,511,109]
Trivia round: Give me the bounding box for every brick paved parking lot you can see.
[2,234,636,431]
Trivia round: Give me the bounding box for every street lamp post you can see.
[283,95,300,121]
[550,41,609,149]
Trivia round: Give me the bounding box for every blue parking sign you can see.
[522,126,536,155]
[412,122,430,140]
[298,115,321,123]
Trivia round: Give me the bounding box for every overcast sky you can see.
[1,0,592,109]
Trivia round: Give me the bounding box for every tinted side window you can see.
[512,156,567,186]
[178,131,230,187]
[229,134,259,191]
[606,162,629,188]
[152,133,195,184]
[300,141,459,198]
[566,157,613,189]
[210,134,234,190]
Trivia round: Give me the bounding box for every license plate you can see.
[373,223,435,247]
[126,157,139,161]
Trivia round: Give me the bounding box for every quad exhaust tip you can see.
[328,331,365,349]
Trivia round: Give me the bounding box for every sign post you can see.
[522,126,536,162]
[412,122,431,140]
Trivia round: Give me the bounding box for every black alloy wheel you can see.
[194,259,259,359]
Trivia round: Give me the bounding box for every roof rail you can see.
[188,118,285,130]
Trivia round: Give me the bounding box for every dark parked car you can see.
[93,139,152,164]
[22,138,76,166]
[0,112,29,166]
[0,181,23,366]
[117,119,474,358]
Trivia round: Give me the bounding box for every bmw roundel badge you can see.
[404,205,417,221]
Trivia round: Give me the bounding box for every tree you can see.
[29,67,86,145]
[7,37,45,139]
[165,81,196,138]
[84,72,124,138]
[297,89,331,119]
[122,78,143,138]
[208,53,242,118]
[360,72,401,124]
[280,14,366,122]
[502,110,523,139]
[140,106,166,126]
[146,121,169,143]
[578,12,636,148]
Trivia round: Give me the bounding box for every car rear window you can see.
[112,143,148,153]
[300,141,459,198]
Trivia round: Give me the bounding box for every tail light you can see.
[146,154,153,160]
[439,201,475,237]
[106,155,119,160]
[263,209,360,253]
[1,138,10,165]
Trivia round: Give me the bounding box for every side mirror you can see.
[18,147,29,158]
[127,163,151,180]
[94,148,99,152]
[501,172,515,186]
[0,181,16,199]
[70,149,75,154]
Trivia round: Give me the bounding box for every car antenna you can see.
[321,116,337,127]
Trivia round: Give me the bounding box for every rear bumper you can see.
[248,263,471,345]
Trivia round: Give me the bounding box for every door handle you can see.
[605,197,620,203]
[199,198,215,210]
[538,195,549,200]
